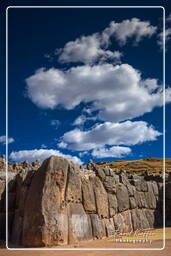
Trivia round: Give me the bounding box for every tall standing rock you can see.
[116,183,130,212]
[22,156,69,247]
[68,203,93,244]
[82,176,96,213]
[92,176,109,218]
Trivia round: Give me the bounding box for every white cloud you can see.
[57,18,156,65]
[92,146,131,158]
[73,115,97,126]
[50,119,61,128]
[41,144,47,149]
[78,151,88,158]
[140,79,160,93]
[59,121,161,151]
[0,135,14,145]
[73,115,87,125]
[157,14,171,49]
[58,34,122,65]
[10,149,82,165]
[26,64,169,122]
[102,18,156,46]
[57,141,67,148]
[158,28,171,48]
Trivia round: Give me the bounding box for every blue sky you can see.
[1,2,171,164]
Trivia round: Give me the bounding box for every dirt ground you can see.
[0,239,170,256]
[1,228,171,256]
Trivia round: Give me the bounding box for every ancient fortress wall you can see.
[0,155,170,247]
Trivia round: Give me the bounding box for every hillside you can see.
[95,158,171,176]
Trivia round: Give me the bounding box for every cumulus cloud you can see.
[58,34,122,65]
[24,17,167,160]
[158,28,171,48]
[140,79,160,93]
[57,18,156,65]
[0,135,14,145]
[58,121,161,151]
[78,151,88,158]
[73,115,97,126]
[26,64,169,122]
[157,14,171,49]
[102,18,156,46]
[57,141,67,148]
[10,149,82,165]
[92,146,131,158]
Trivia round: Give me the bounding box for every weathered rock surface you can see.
[0,155,169,247]
[90,214,106,239]
[116,183,130,212]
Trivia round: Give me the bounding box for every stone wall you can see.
[0,156,41,244]
[0,155,169,247]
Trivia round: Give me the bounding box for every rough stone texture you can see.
[0,156,41,243]
[152,181,159,196]
[82,177,96,214]
[116,183,130,212]
[22,156,70,247]
[126,184,136,197]
[137,192,148,209]
[121,210,133,233]
[92,176,109,218]
[104,218,115,237]
[145,183,157,209]
[113,213,125,233]
[95,167,106,181]
[165,181,171,226]
[129,197,137,209]
[108,193,118,217]
[103,176,117,193]
[66,162,82,203]
[0,155,169,247]
[133,178,148,192]
[90,214,106,239]
[68,203,93,244]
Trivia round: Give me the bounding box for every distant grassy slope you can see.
[95,158,171,176]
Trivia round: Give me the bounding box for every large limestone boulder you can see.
[108,193,118,217]
[95,166,106,181]
[92,176,109,218]
[90,214,106,239]
[103,176,117,193]
[121,210,133,233]
[113,213,125,233]
[68,203,93,244]
[22,156,69,247]
[81,177,96,213]
[145,182,157,209]
[116,183,130,212]
[104,218,115,237]
[66,162,82,203]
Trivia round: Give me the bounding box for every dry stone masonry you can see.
[0,155,170,247]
